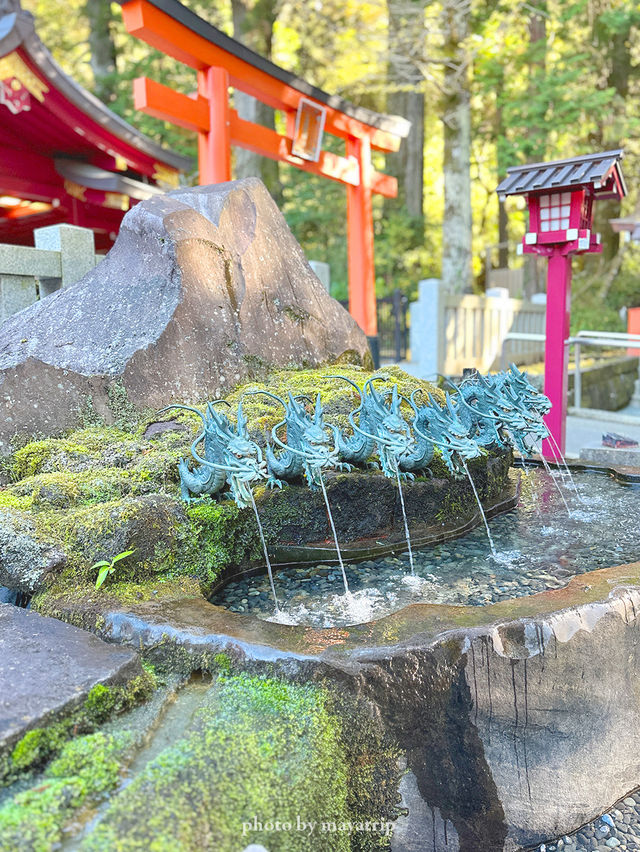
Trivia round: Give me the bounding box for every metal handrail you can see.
[500,330,640,409]
[569,332,640,409]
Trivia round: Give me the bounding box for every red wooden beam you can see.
[133,77,209,132]
[347,136,377,339]
[121,0,400,154]
[131,80,397,197]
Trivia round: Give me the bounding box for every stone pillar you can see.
[0,274,38,322]
[409,278,443,379]
[308,260,331,293]
[34,224,96,293]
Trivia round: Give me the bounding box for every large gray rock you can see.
[0,178,369,451]
[0,509,66,594]
[0,603,140,756]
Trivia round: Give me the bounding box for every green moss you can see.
[2,673,155,786]
[0,778,80,852]
[82,674,352,852]
[182,500,261,592]
[106,380,145,433]
[0,732,134,852]
[47,731,134,795]
[10,724,68,772]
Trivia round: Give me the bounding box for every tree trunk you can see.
[385,0,425,219]
[84,0,117,103]
[591,12,634,262]
[385,90,424,218]
[440,0,472,293]
[231,0,282,204]
[523,1,547,294]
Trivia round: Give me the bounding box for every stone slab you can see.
[62,560,640,851]
[0,603,140,754]
[579,444,640,467]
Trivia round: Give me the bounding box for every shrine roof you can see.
[0,2,191,173]
[497,150,627,200]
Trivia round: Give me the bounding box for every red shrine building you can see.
[0,0,190,250]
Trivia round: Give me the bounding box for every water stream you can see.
[461,459,497,556]
[547,429,582,501]
[395,466,416,575]
[537,445,572,514]
[318,470,351,596]
[250,491,281,616]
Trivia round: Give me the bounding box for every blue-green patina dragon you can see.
[158,400,268,507]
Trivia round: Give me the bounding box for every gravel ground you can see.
[538,790,640,851]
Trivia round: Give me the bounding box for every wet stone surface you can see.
[211,469,640,628]
[541,789,640,851]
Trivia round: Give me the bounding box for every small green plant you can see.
[93,549,136,590]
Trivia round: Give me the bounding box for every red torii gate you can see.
[117,0,410,359]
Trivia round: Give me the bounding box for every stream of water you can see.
[212,469,640,628]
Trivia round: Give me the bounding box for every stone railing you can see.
[0,224,99,324]
[410,278,546,378]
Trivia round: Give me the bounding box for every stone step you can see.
[0,603,140,755]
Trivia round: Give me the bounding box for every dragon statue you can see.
[410,390,482,476]
[158,400,267,506]
[244,390,348,489]
[453,369,550,456]
[343,378,416,479]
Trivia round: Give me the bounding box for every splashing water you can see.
[215,470,640,628]
[249,491,281,616]
[318,470,351,596]
[461,459,497,556]
[536,444,571,515]
[395,466,415,575]
[547,429,582,501]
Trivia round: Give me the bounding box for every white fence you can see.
[0,224,99,324]
[410,278,546,378]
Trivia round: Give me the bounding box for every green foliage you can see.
[80,676,351,851]
[0,732,134,852]
[93,548,136,589]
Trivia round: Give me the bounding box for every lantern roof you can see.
[497,149,627,202]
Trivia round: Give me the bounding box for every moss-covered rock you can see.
[0,673,155,787]
[0,367,511,600]
[0,731,134,852]
[0,508,66,593]
[79,674,400,852]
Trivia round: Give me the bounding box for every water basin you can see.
[211,468,640,627]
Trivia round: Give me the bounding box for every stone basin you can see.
[36,462,640,852]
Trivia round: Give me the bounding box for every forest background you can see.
[22,0,640,333]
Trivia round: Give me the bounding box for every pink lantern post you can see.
[497,150,627,458]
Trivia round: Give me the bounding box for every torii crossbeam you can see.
[117,0,410,360]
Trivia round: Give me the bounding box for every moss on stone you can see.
[32,577,201,619]
[81,674,352,852]
[2,673,155,786]
[0,367,510,605]
[0,731,134,852]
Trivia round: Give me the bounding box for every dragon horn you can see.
[156,404,206,424]
[243,389,286,409]
[391,384,400,413]
[314,393,323,426]
[445,392,459,418]
[236,400,249,437]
